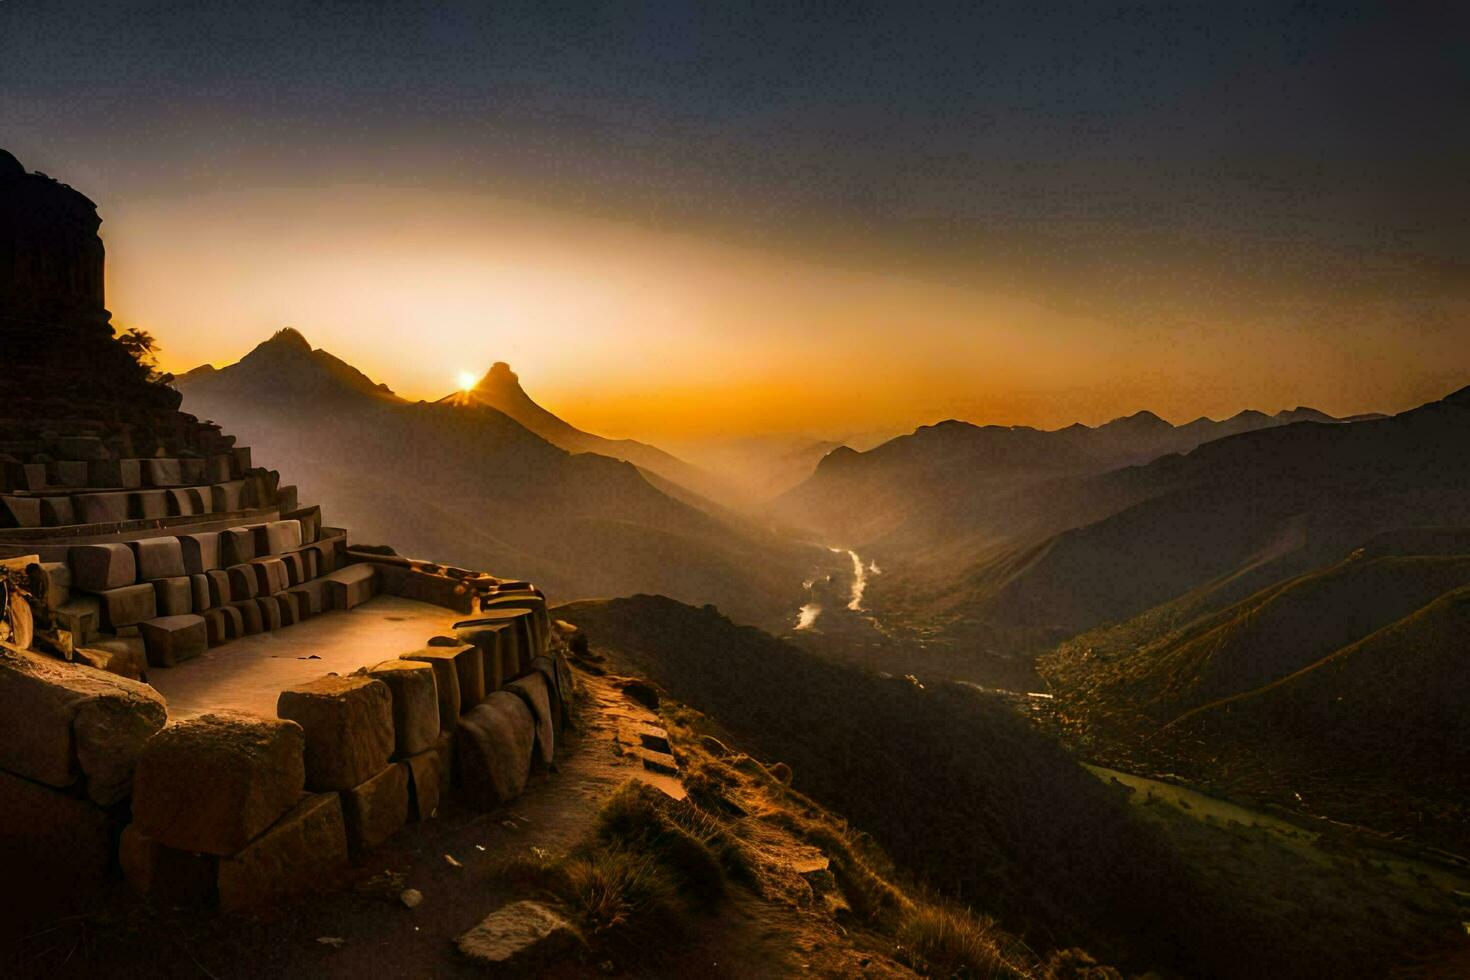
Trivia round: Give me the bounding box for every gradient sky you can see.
[3,1,1466,439]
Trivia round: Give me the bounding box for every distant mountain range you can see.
[177,329,815,627]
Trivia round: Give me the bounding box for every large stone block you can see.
[281,550,306,586]
[230,598,263,635]
[457,620,513,685]
[3,460,46,491]
[153,575,194,616]
[273,590,300,627]
[400,646,464,731]
[119,824,218,906]
[205,567,232,605]
[70,542,136,591]
[231,445,252,476]
[341,762,409,854]
[55,435,106,460]
[383,567,476,613]
[75,490,131,524]
[132,711,306,855]
[455,693,535,807]
[402,749,443,821]
[506,673,555,767]
[275,484,298,513]
[217,792,349,911]
[142,457,183,487]
[226,563,259,599]
[220,526,256,566]
[249,556,289,596]
[218,602,245,639]
[139,614,208,667]
[530,655,566,728]
[256,595,283,631]
[323,563,377,610]
[457,610,535,676]
[41,495,76,526]
[276,675,394,791]
[365,659,439,759]
[166,487,203,516]
[0,644,167,803]
[0,769,115,895]
[481,592,551,645]
[1,494,42,527]
[202,607,230,646]
[87,457,142,489]
[190,572,213,612]
[28,560,71,611]
[130,488,170,520]
[53,596,101,646]
[210,480,245,513]
[286,578,327,616]
[253,519,302,556]
[46,459,90,487]
[129,536,186,580]
[98,583,158,631]
[178,531,222,573]
[178,457,206,485]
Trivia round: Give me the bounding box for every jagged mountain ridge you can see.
[176,330,814,627]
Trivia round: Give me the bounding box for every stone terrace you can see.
[1,146,570,915]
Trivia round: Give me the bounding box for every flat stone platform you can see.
[149,595,461,720]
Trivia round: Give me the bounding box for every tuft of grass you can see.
[896,902,1036,979]
[552,844,681,939]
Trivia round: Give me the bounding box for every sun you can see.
[457,370,478,392]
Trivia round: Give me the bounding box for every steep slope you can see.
[444,362,730,504]
[177,331,814,628]
[1039,528,1470,853]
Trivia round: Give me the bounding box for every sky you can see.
[2,1,1467,440]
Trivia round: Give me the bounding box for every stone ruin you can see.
[0,148,571,911]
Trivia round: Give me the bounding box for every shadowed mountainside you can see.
[177,329,815,628]
[1040,526,1470,854]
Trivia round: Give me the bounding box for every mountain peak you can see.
[251,327,313,357]
[473,361,522,392]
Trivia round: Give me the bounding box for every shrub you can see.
[897,902,1035,979]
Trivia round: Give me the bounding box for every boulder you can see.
[455,693,535,807]
[341,762,409,854]
[129,536,185,580]
[119,824,218,906]
[217,792,349,910]
[139,614,209,667]
[132,711,306,855]
[178,531,221,573]
[0,644,167,803]
[0,769,115,894]
[530,655,564,730]
[506,672,555,767]
[276,674,394,791]
[97,583,157,631]
[402,749,443,821]
[153,575,194,616]
[456,901,582,969]
[400,646,464,731]
[365,659,439,758]
[69,542,136,591]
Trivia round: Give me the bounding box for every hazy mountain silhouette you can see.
[442,361,730,504]
[177,330,812,627]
